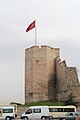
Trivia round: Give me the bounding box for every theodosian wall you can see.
[25,45,80,103]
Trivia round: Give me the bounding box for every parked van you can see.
[20,105,76,120]
[0,105,17,120]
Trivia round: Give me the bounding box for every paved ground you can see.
[16,118,58,120]
[16,118,55,120]
[16,118,41,120]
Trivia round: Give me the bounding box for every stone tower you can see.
[25,45,80,103]
[25,46,60,103]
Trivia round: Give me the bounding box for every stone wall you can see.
[56,57,80,101]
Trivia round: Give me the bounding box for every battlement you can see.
[25,45,60,60]
[25,45,60,51]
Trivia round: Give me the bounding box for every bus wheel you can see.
[24,117,28,120]
[41,116,46,120]
[5,116,11,120]
[63,117,66,120]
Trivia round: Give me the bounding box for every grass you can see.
[19,101,64,107]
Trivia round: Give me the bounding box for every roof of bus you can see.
[48,106,76,108]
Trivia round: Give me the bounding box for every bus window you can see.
[49,108,57,112]
[3,109,13,113]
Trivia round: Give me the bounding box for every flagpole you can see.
[35,20,37,46]
[26,20,37,46]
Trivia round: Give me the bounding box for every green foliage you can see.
[19,101,64,107]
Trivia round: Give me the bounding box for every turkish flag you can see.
[26,21,35,32]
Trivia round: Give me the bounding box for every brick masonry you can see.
[25,45,80,103]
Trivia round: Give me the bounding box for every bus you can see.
[20,105,76,119]
[48,105,76,118]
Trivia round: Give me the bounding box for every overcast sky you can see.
[0,0,80,104]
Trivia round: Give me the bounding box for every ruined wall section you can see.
[56,57,67,100]
[25,46,60,103]
[56,57,80,101]
[66,67,79,86]
[66,67,80,102]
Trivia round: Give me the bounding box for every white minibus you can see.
[0,105,17,120]
[20,105,76,120]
